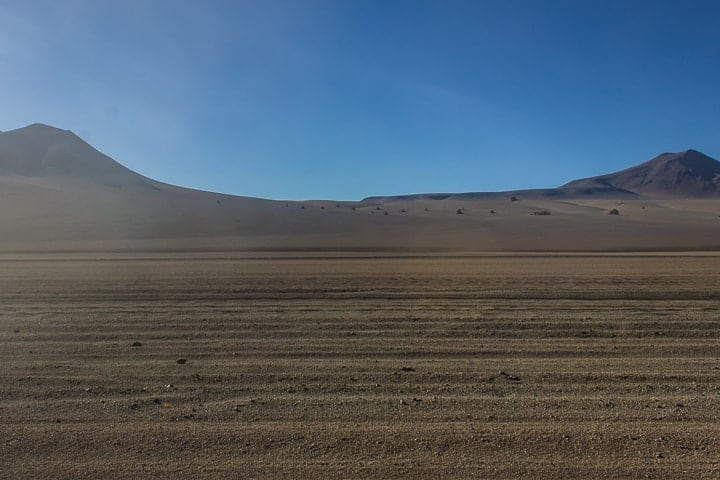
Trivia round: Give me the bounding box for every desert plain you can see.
[2,252,720,479]
[3,125,720,478]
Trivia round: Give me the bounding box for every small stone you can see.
[499,371,521,381]
[176,358,187,365]
[400,366,415,372]
[131,341,142,347]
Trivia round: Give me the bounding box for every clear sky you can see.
[1,0,719,200]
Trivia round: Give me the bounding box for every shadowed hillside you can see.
[0,124,158,189]
[562,149,720,198]
[367,150,720,203]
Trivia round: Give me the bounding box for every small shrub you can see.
[608,208,620,215]
[510,196,519,202]
[456,209,464,215]
[531,210,551,216]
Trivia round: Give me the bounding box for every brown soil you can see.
[2,253,720,478]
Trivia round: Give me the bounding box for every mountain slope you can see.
[368,150,720,202]
[561,149,720,198]
[0,124,452,251]
[0,124,158,189]
[1,123,720,252]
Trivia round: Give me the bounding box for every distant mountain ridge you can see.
[366,149,720,202]
[1,123,720,252]
[1,124,719,200]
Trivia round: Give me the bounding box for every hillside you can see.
[367,150,720,203]
[0,124,158,189]
[562,149,720,198]
[1,124,720,252]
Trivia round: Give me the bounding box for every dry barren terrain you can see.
[2,253,720,478]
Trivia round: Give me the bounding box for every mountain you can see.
[561,149,720,198]
[0,124,365,250]
[1,123,720,252]
[367,150,720,203]
[0,124,157,189]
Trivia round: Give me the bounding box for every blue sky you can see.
[1,0,720,200]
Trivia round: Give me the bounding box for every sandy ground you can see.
[2,169,720,253]
[2,253,720,478]
[3,125,720,254]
